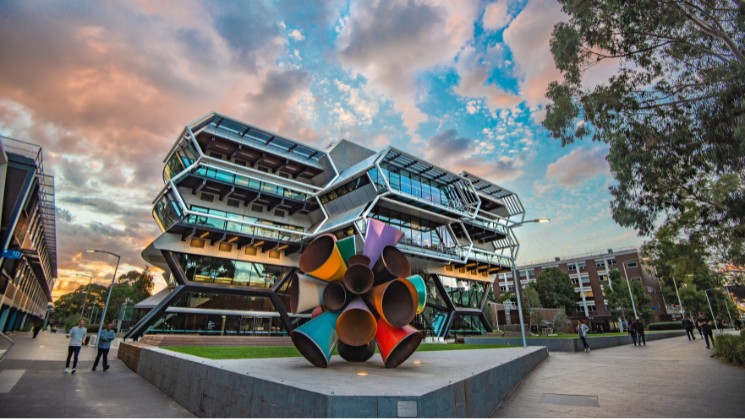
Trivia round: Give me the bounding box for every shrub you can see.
[648,321,684,331]
[713,334,745,365]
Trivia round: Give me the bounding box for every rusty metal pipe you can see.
[343,264,374,295]
[289,274,326,314]
[337,340,376,363]
[323,281,348,311]
[372,246,411,285]
[364,279,416,328]
[299,234,347,281]
[337,297,377,346]
[375,319,423,368]
[348,254,371,267]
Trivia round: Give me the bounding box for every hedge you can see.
[648,321,684,331]
[713,330,745,365]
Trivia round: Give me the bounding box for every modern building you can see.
[496,247,668,331]
[0,136,57,333]
[126,112,526,339]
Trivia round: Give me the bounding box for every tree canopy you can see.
[52,268,155,327]
[544,0,745,265]
[534,268,577,315]
[603,268,653,321]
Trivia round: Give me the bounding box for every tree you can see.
[544,1,745,265]
[603,269,653,322]
[522,286,542,333]
[534,268,576,315]
[497,291,516,304]
[52,283,107,325]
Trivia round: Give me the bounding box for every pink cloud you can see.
[546,146,610,187]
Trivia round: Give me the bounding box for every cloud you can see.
[454,44,522,112]
[424,129,523,183]
[546,146,609,187]
[502,0,565,113]
[337,0,479,134]
[483,1,512,31]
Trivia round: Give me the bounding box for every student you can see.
[577,320,591,352]
[701,319,715,349]
[65,319,87,374]
[92,323,116,371]
[627,320,638,346]
[632,318,646,346]
[682,316,696,341]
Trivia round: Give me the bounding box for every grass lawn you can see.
[518,330,677,339]
[163,343,509,360]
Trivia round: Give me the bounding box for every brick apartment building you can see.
[495,247,668,331]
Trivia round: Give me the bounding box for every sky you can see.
[0,0,645,299]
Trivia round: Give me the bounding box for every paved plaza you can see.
[493,332,745,417]
[0,332,192,418]
[1,331,743,417]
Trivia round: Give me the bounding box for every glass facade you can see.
[187,205,305,242]
[380,163,455,209]
[194,166,309,201]
[163,137,199,182]
[439,276,487,309]
[319,175,370,204]
[138,291,291,336]
[153,190,183,232]
[175,252,292,287]
[369,208,457,255]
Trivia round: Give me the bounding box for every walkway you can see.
[493,332,745,417]
[0,331,192,417]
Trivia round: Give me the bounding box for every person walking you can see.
[632,318,646,346]
[32,318,42,339]
[682,316,696,341]
[65,319,87,374]
[627,319,638,346]
[577,320,591,352]
[701,319,715,349]
[696,312,705,338]
[92,323,116,371]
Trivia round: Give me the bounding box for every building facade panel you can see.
[0,136,57,333]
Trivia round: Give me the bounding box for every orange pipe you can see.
[364,279,416,328]
[299,234,347,281]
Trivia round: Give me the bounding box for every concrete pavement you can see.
[493,332,745,417]
[0,331,192,418]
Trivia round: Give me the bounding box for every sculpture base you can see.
[122,343,548,417]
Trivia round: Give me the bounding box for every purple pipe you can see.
[363,218,404,268]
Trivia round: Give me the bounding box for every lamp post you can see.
[703,289,721,334]
[86,250,121,345]
[509,218,550,349]
[621,261,639,319]
[74,273,94,320]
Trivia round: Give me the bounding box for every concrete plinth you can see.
[465,330,686,352]
[122,344,548,417]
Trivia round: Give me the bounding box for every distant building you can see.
[496,247,667,331]
[0,136,57,333]
[126,112,526,340]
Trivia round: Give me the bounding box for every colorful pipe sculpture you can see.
[290,221,424,368]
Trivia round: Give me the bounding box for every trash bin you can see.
[84,336,91,346]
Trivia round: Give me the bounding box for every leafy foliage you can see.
[52,268,155,326]
[603,268,653,321]
[544,0,745,265]
[534,268,576,315]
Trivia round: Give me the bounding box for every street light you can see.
[703,288,721,334]
[621,261,639,319]
[86,249,121,345]
[509,218,551,348]
[74,273,94,320]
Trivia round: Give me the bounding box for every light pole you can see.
[508,218,550,349]
[75,273,94,320]
[621,261,639,319]
[86,250,121,345]
[672,277,684,318]
[703,289,721,334]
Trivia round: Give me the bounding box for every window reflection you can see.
[176,253,291,288]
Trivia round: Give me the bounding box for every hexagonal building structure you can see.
[126,112,525,340]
